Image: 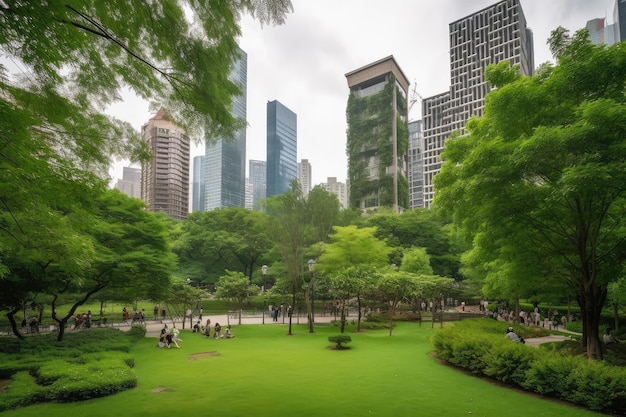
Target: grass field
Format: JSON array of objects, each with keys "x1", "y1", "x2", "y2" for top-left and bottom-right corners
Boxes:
[{"x1": 2, "y1": 322, "x2": 604, "y2": 417}]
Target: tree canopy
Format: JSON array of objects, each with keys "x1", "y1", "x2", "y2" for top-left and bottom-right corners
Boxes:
[{"x1": 434, "y1": 28, "x2": 626, "y2": 359}]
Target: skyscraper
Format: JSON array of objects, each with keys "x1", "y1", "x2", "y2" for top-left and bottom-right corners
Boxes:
[
  {"x1": 115, "y1": 166, "x2": 141, "y2": 199},
  {"x1": 192, "y1": 155, "x2": 205, "y2": 212},
  {"x1": 407, "y1": 120, "x2": 424, "y2": 209},
  {"x1": 321, "y1": 177, "x2": 348, "y2": 209},
  {"x1": 615, "y1": 0, "x2": 626, "y2": 42},
  {"x1": 205, "y1": 49, "x2": 247, "y2": 210},
  {"x1": 345, "y1": 55, "x2": 410, "y2": 212},
  {"x1": 266, "y1": 100, "x2": 297, "y2": 198},
  {"x1": 421, "y1": 0, "x2": 534, "y2": 207},
  {"x1": 140, "y1": 108, "x2": 190, "y2": 220},
  {"x1": 249, "y1": 159, "x2": 267, "y2": 209},
  {"x1": 297, "y1": 159, "x2": 312, "y2": 197}
]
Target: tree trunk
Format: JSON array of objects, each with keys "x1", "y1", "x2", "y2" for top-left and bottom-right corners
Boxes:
[
  {"x1": 579, "y1": 283, "x2": 607, "y2": 360},
  {"x1": 388, "y1": 303, "x2": 394, "y2": 336},
  {"x1": 613, "y1": 302, "x2": 619, "y2": 331},
  {"x1": 7, "y1": 307, "x2": 24, "y2": 340},
  {"x1": 340, "y1": 302, "x2": 346, "y2": 334},
  {"x1": 356, "y1": 294, "x2": 362, "y2": 332}
]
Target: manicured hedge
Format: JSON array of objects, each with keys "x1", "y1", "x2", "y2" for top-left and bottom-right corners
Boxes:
[
  {"x1": 432, "y1": 320, "x2": 626, "y2": 414},
  {"x1": 0, "y1": 326, "x2": 142, "y2": 411}
]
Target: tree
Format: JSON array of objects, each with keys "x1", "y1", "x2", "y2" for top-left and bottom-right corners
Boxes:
[
  {"x1": 0, "y1": 1, "x2": 292, "y2": 337},
  {"x1": 172, "y1": 209, "x2": 273, "y2": 287},
  {"x1": 265, "y1": 182, "x2": 309, "y2": 335},
  {"x1": 0, "y1": 1, "x2": 293, "y2": 141},
  {"x1": 366, "y1": 209, "x2": 465, "y2": 279},
  {"x1": 326, "y1": 266, "x2": 376, "y2": 333},
  {"x1": 51, "y1": 189, "x2": 175, "y2": 341},
  {"x1": 318, "y1": 225, "x2": 392, "y2": 331},
  {"x1": 434, "y1": 29, "x2": 626, "y2": 359},
  {"x1": 215, "y1": 270, "x2": 259, "y2": 325},
  {"x1": 377, "y1": 268, "x2": 420, "y2": 336}
]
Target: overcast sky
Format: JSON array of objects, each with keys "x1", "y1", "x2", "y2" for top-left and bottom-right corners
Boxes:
[{"x1": 109, "y1": 0, "x2": 616, "y2": 186}]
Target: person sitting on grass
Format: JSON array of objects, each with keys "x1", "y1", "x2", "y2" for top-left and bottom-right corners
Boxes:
[
  {"x1": 224, "y1": 325, "x2": 235, "y2": 338},
  {"x1": 505, "y1": 326, "x2": 525, "y2": 344},
  {"x1": 214, "y1": 322, "x2": 222, "y2": 339},
  {"x1": 193, "y1": 320, "x2": 201, "y2": 333}
]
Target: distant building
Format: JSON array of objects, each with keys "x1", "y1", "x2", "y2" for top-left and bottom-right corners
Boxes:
[
  {"x1": 586, "y1": 0, "x2": 626, "y2": 46},
  {"x1": 244, "y1": 177, "x2": 253, "y2": 210},
  {"x1": 320, "y1": 177, "x2": 348, "y2": 209},
  {"x1": 345, "y1": 55, "x2": 409, "y2": 212},
  {"x1": 407, "y1": 120, "x2": 424, "y2": 209},
  {"x1": 141, "y1": 108, "x2": 190, "y2": 220},
  {"x1": 421, "y1": 0, "x2": 534, "y2": 207},
  {"x1": 297, "y1": 159, "x2": 312, "y2": 197},
  {"x1": 192, "y1": 155, "x2": 205, "y2": 212},
  {"x1": 205, "y1": 49, "x2": 247, "y2": 210},
  {"x1": 115, "y1": 166, "x2": 141, "y2": 199},
  {"x1": 249, "y1": 159, "x2": 267, "y2": 209},
  {"x1": 266, "y1": 100, "x2": 297, "y2": 198},
  {"x1": 615, "y1": 0, "x2": 626, "y2": 42}
]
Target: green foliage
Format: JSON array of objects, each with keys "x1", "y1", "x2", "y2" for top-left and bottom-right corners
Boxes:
[
  {"x1": 0, "y1": 328, "x2": 141, "y2": 411},
  {"x1": 434, "y1": 29, "x2": 626, "y2": 358},
  {"x1": 328, "y1": 335, "x2": 352, "y2": 348},
  {"x1": 433, "y1": 319, "x2": 626, "y2": 414}
]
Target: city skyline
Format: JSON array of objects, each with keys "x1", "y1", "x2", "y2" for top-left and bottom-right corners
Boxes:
[{"x1": 108, "y1": 0, "x2": 616, "y2": 187}]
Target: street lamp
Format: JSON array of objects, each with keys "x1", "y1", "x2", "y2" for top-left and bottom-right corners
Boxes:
[
  {"x1": 261, "y1": 265, "x2": 268, "y2": 324},
  {"x1": 261, "y1": 265, "x2": 268, "y2": 292},
  {"x1": 308, "y1": 259, "x2": 316, "y2": 332}
]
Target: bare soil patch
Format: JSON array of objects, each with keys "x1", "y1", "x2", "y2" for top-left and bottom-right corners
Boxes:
[{"x1": 188, "y1": 351, "x2": 220, "y2": 360}]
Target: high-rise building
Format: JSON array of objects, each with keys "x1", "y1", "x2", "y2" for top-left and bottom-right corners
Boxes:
[
  {"x1": 586, "y1": 18, "x2": 617, "y2": 45},
  {"x1": 407, "y1": 120, "x2": 424, "y2": 209},
  {"x1": 321, "y1": 177, "x2": 348, "y2": 209},
  {"x1": 297, "y1": 159, "x2": 312, "y2": 197},
  {"x1": 244, "y1": 178, "x2": 253, "y2": 210},
  {"x1": 140, "y1": 108, "x2": 190, "y2": 220},
  {"x1": 205, "y1": 49, "x2": 247, "y2": 210},
  {"x1": 266, "y1": 100, "x2": 297, "y2": 198},
  {"x1": 192, "y1": 155, "x2": 205, "y2": 212},
  {"x1": 115, "y1": 166, "x2": 141, "y2": 199},
  {"x1": 249, "y1": 159, "x2": 267, "y2": 209},
  {"x1": 345, "y1": 55, "x2": 410, "y2": 212},
  {"x1": 615, "y1": 0, "x2": 626, "y2": 42},
  {"x1": 587, "y1": 0, "x2": 626, "y2": 46},
  {"x1": 421, "y1": 0, "x2": 534, "y2": 207}
]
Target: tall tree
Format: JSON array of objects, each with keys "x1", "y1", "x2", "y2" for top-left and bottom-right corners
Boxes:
[
  {"x1": 434, "y1": 29, "x2": 626, "y2": 359},
  {"x1": 265, "y1": 182, "x2": 308, "y2": 335}
]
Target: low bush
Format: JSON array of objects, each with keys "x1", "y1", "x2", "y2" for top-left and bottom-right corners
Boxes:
[
  {"x1": 432, "y1": 319, "x2": 626, "y2": 414},
  {"x1": 0, "y1": 328, "x2": 141, "y2": 411},
  {"x1": 328, "y1": 335, "x2": 352, "y2": 349}
]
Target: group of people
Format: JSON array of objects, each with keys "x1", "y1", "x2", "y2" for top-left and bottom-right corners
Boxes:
[
  {"x1": 192, "y1": 318, "x2": 234, "y2": 339},
  {"x1": 72, "y1": 310, "x2": 92, "y2": 329},
  {"x1": 159, "y1": 324, "x2": 182, "y2": 348}
]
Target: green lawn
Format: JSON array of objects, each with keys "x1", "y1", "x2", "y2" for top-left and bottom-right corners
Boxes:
[{"x1": 2, "y1": 322, "x2": 603, "y2": 417}]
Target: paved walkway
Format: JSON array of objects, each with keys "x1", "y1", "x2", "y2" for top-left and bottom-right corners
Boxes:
[{"x1": 138, "y1": 314, "x2": 337, "y2": 338}]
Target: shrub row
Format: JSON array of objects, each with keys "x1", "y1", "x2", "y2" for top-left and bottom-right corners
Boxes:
[
  {"x1": 432, "y1": 320, "x2": 626, "y2": 414},
  {"x1": 0, "y1": 327, "x2": 143, "y2": 411}
]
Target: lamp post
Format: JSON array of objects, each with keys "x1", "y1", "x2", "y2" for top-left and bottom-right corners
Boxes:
[
  {"x1": 307, "y1": 259, "x2": 316, "y2": 333},
  {"x1": 262, "y1": 265, "x2": 268, "y2": 292},
  {"x1": 261, "y1": 265, "x2": 268, "y2": 324}
]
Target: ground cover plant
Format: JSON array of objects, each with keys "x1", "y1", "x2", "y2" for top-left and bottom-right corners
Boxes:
[
  {"x1": 432, "y1": 319, "x2": 626, "y2": 414},
  {"x1": 0, "y1": 326, "x2": 144, "y2": 410},
  {"x1": 0, "y1": 322, "x2": 604, "y2": 417}
]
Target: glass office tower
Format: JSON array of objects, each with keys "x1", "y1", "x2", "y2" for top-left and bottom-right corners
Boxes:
[
  {"x1": 266, "y1": 100, "x2": 297, "y2": 198},
  {"x1": 205, "y1": 49, "x2": 247, "y2": 209}
]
